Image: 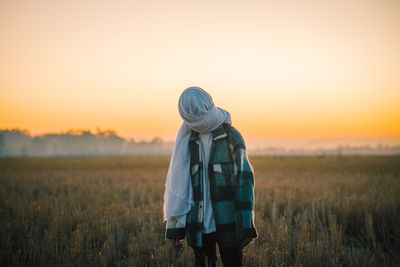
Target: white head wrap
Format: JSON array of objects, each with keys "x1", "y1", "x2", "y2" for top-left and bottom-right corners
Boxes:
[{"x1": 163, "y1": 86, "x2": 231, "y2": 221}]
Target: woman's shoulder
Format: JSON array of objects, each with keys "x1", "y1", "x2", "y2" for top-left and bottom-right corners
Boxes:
[{"x1": 223, "y1": 123, "x2": 246, "y2": 149}]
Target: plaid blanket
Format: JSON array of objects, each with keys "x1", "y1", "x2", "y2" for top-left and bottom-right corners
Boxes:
[{"x1": 166, "y1": 123, "x2": 257, "y2": 248}]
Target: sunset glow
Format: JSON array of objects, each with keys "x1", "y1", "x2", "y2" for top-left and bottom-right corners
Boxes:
[{"x1": 1, "y1": 0, "x2": 399, "y2": 142}]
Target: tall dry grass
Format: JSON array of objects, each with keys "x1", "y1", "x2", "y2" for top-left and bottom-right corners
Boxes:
[{"x1": 0, "y1": 156, "x2": 399, "y2": 266}]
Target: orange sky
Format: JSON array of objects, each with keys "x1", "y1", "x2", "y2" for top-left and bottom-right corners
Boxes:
[{"x1": 1, "y1": 0, "x2": 399, "y2": 142}]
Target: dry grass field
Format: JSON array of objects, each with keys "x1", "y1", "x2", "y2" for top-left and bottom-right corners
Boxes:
[{"x1": 0, "y1": 156, "x2": 399, "y2": 266}]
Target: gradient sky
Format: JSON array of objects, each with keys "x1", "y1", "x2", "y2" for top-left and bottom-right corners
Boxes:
[{"x1": 1, "y1": 0, "x2": 399, "y2": 142}]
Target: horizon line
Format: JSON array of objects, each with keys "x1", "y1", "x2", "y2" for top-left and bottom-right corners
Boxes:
[{"x1": 2, "y1": 127, "x2": 400, "y2": 145}]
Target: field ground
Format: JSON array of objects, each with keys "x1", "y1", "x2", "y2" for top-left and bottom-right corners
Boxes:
[{"x1": 0, "y1": 156, "x2": 399, "y2": 266}]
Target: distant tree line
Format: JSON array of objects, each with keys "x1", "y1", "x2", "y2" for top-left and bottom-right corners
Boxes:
[
  {"x1": 0, "y1": 129, "x2": 173, "y2": 157},
  {"x1": 1, "y1": 128, "x2": 399, "y2": 157}
]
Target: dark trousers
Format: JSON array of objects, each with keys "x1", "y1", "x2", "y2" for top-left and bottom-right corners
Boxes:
[{"x1": 192, "y1": 232, "x2": 243, "y2": 267}]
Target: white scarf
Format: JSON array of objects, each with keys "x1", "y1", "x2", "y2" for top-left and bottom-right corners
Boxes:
[{"x1": 163, "y1": 87, "x2": 231, "y2": 221}]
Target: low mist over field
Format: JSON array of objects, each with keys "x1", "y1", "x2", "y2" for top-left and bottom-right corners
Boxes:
[
  {"x1": 0, "y1": 129, "x2": 173, "y2": 157},
  {"x1": 1, "y1": 129, "x2": 399, "y2": 157}
]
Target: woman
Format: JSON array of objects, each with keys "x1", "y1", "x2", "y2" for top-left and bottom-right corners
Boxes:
[{"x1": 163, "y1": 86, "x2": 257, "y2": 267}]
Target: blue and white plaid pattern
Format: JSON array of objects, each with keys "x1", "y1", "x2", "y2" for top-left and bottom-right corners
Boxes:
[{"x1": 166, "y1": 123, "x2": 257, "y2": 248}]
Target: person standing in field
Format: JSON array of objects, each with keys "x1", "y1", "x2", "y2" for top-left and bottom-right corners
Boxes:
[{"x1": 163, "y1": 86, "x2": 257, "y2": 267}]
